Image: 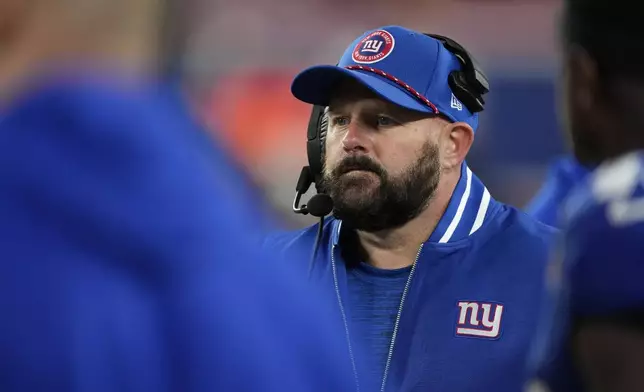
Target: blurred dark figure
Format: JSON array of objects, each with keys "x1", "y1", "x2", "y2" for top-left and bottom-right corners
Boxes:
[
  {"x1": 525, "y1": 2, "x2": 644, "y2": 392},
  {"x1": 525, "y1": 156, "x2": 589, "y2": 228},
  {"x1": 0, "y1": 0, "x2": 356, "y2": 391}
]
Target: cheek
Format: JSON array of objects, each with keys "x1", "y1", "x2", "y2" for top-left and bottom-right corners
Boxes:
[
  {"x1": 558, "y1": 71, "x2": 574, "y2": 127},
  {"x1": 559, "y1": 75, "x2": 588, "y2": 146},
  {"x1": 378, "y1": 144, "x2": 421, "y2": 175},
  {"x1": 323, "y1": 137, "x2": 342, "y2": 170},
  {"x1": 434, "y1": 138, "x2": 449, "y2": 161}
]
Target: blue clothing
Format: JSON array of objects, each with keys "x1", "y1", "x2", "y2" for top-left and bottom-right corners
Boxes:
[
  {"x1": 346, "y1": 263, "x2": 410, "y2": 388},
  {"x1": 525, "y1": 156, "x2": 590, "y2": 228},
  {"x1": 0, "y1": 73, "x2": 355, "y2": 392},
  {"x1": 266, "y1": 164, "x2": 557, "y2": 392},
  {"x1": 526, "y1": 151, "x2": 644, "y2": 392}
]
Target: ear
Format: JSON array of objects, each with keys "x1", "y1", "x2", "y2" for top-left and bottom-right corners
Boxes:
[
  {"x1": 442, "y1": 122, "x2": 474, "y2": 170},
  {"x1": 565, "y1": 44, "x2": 600, "y2": 114}
]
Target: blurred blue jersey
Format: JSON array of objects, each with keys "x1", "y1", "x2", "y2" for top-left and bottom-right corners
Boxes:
[
  {"x1": 525, "y1": 156, "x2": 590, "y2": 228},
  {"x1": 526, "y1": 152, "x2": 644, "y2": 392},
  {"x1": 0, "y1": 72, "x2": 355, "y2": 392}
]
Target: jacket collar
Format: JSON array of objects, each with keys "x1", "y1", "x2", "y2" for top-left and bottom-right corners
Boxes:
[{"x1": 332, "y1": 163, "x2": 498, "y2": 246}]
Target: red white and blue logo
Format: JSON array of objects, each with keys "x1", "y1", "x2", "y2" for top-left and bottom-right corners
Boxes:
[{"x1": 351, "y1": 30, "x2": 395, "y2": 64}]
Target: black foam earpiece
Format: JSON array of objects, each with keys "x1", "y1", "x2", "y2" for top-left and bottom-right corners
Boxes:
[
  {"x1": 426, "y1": 33, "x2": 489, "y2": 114},
  {"x1": 306, "y1": 105, "x2": 329, "y2": 192}
]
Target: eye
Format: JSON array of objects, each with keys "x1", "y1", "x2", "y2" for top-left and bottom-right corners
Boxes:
[
  {"x1": 331, "y1": 116, "x2": 349, "y2": 127},
  {"x1": 376, "y1": 116, "x2": 395, "y2": 126}
]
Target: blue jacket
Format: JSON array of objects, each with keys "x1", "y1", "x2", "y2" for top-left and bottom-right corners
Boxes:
[
  {"x1": 525, "y1": 156, "x2": 590, "y2": 228},
  {"x1": 0, "y1": 73, "x2": 355, "y2": 392},
  {"x1": 266, "y1": 164, "x2": 557, "y2": 392}
]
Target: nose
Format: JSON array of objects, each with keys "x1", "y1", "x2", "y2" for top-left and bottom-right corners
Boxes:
[{"x1": 341, "y1": 121, "x2": 368, "y2": 154}]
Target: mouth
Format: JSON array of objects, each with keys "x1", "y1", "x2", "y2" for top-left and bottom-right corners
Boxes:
[
  {"x1": 342, "y1": 169, "x2": 376, "y2": 176},
  {"x1": 339, "y1": 170, "x2": 381, "y2": 184}
]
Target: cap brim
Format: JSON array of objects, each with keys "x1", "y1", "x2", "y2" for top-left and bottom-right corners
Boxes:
[{"x1": 291, "y1": 65, "x2": 433, "y2": 114}]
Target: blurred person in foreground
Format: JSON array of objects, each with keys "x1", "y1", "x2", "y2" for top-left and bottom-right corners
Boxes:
[
  {"x1": 525, "y1": 156, "x2": 589, "y2": 227},
  {"x1": 525, "y1": 21, "x2": 592, "y2": 229},
  {"x1": 0, "y1": 0, "x2": 356, "y2": 391},
  {"x1": 525, "y1": 1, "x2": 644, "y2": 391},
  {"x1": 265, "y1": 25, "x2": 557, "y2": 392}
]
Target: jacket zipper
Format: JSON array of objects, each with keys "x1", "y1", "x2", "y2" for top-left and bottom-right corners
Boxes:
[
  {"x1": 331, "y1": 244, "x2": 361, "y2": 392},
  {"x1": 331, "y1": 243, "x2": 425, "y2": 392},
  {"x1": 380, "y1": 244, "x2": 424, "y2": 392}
]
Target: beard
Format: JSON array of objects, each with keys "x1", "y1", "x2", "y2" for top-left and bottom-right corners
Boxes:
[{"x1": 321, "y1": 141, "x2": 441, "y2": 232}]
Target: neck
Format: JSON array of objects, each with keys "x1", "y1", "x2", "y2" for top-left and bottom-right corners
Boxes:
[{"x1": 356, "y1": 165, "x2": 461, "y2": 270}]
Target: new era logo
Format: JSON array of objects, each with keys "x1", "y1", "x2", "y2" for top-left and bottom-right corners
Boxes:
[
  {"x1": 456, "y1": 301, "x2": 504, "y2": 339},
  {"x1": 451, "y1": 94, "x2": 463, "y2": 111}
]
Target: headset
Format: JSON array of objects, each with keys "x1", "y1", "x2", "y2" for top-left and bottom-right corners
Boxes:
[{"x1": 291, "y1": 33, "x2": 490, "y2": 276}]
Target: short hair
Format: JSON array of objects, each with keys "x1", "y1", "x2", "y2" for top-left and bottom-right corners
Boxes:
[{"x1": 563, "y1": 0, "x2": 644, "y2": 79}]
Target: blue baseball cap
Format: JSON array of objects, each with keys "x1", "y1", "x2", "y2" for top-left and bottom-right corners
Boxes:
[{"x1": 291, "y1": 25, "x2": 479, "y2": 130}]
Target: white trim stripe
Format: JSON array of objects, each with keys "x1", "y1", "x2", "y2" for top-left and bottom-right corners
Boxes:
[
  {"x1": 469, "y1": 187, "x2": 490, "y2": 235},
  {"x1": 439, "y1": 167, "x2": 472, "y2": 243}
]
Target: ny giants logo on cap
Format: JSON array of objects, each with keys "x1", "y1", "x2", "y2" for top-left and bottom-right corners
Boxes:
[{"x1": 352, "y1": 30, "x2": 395, "y2": 64}]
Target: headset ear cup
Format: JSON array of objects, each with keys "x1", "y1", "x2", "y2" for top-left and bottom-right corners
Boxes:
[
  {"x1": 306, "y1": 105, "x2": 327, "y2": 187},
  {"x1": 427, "y1": 32, "x2": 489, "y2": 113},
  {"x1": 448, "y1": 71, "x2": 484, "y2": 113}
]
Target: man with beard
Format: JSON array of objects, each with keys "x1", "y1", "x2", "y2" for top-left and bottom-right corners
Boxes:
[{"x1": 266, "y1": 26, "x2": 557, "y2": 392}]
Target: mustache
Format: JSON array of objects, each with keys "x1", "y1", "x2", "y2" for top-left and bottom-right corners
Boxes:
[{"x1": 333, "y1": 155, "x2": 385, "y2": 177}]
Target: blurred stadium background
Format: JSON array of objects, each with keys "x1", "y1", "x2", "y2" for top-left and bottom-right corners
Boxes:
[{"x1": 183, "y1": 0, "x2": 564, "y2": 228}]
